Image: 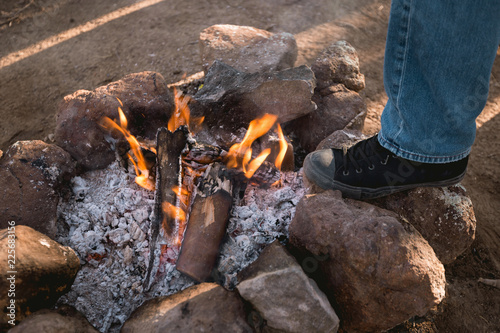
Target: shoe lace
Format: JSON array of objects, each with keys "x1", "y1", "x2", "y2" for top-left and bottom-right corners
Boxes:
[{"x1": 341, "y1": 136, "x2": 388, "y2": 176}]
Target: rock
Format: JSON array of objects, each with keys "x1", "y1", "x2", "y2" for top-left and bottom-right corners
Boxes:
[
  {"x1": 316, "y1": 128, "x2": 367, "y2": 151},
  {"x1": 311, "y1": 40, "x2": 365, "y2": 92},
  {"x1": 286, "y1": 84, "x2": 366, "y2": 153},
  {"x1": 121, "y1": 283, "x2": 252, "y2": 333},
  {"x1": 237, "y1": 241, "x2": 339, "y2": 333},
  {"x1": 289, "y1": 190, "x2": 446, "y2": 332},
  {"x1": 192, "y1": 61, "x2": 316, "y2": 146},
  {"x1": 0, "y1": 141, "x2": 76, "y2": 238},
  {"x1": 9, "y1": 305, "x2": 98, "y2": 333},
  {"x1": 200, "y1": 24, "x2": 298, "y2": 74},
  {"x1": 0, "y1": 226, "x2": 80, "y2": 329},
  {"x1": 369, "y1": 185, "x2": 476, "y2": 265},
  {"x1": 55, "y1": 72, "x2": 174, "y2": 170}
]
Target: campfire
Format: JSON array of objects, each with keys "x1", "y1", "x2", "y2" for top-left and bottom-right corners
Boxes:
[{"x1": 50, "y1": 75, "x2": 304, "y2": 331}]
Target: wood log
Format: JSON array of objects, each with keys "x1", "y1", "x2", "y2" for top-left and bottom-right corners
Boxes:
[
  {"x1": 144, "y1": 126, "x2": 188, "y2": 289},
  {"x1": 176, "y1": 163, "x2": 233, "y2": 282}
]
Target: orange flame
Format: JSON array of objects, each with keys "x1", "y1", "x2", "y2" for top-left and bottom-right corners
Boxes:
[
  {"x1": 226, "y1": 114, "x2": 278, "y2": 178},
  {"x1": 168, "y1": 87, "x2": 204, "y2": 132},
  {"x1": 274, "y1": 123, "x2": 288, "y2": 171},
  {"x1": 100, "y1": 100, "x2": 155, "y2": 191}
]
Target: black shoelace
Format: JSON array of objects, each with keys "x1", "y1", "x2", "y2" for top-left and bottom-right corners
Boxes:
[{"x1": 341, "y1": 136, "x2": 389, "y2": 176}]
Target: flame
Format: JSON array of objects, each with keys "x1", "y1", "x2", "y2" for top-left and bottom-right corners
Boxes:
[
  {"x1": 226, "y1": 114, "x2": 278, "y2": 178},
  {"x1": 100, "y1": 99, "x2": 155, "y2": 191},
  {"x1": 168, "y1": 87, "x2": 204, "y2": 132},
  {"x1": 274, "y1": 123, "x2": 288, "y2": 171}
]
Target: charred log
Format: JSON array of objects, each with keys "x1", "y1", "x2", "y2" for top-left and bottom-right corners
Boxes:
[{"x1": 176, "y1": 163, "x2": 233, "y2": 282}]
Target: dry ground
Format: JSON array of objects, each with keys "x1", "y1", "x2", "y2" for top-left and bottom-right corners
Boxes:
[{"x1": 1, "y1": 0, "x2": 499, "y2": 331}]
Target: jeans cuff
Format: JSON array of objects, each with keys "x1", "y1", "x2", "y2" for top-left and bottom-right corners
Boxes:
[{"x1": 378, "y1": 132, "x2": 470, "y2": 164}]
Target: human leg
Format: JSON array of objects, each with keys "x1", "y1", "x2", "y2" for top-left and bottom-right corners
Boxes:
[{"x1": 303, "y1": 0, "x2": 500, "y2": 198}]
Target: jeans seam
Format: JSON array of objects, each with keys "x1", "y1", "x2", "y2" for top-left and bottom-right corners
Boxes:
[{"x1": 394, "y1": 0, "x2": 413, "y2": 143}]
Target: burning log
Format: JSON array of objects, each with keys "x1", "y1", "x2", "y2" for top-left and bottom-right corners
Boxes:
[
  {"x1": 144, "y1": 126, "x2": 188, "y2": 289},
  {"x1": 176, "y1": 163, "x2": 233, "y2": 282}
]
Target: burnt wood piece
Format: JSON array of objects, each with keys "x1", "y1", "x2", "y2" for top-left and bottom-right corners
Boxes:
[
  {"x1": 176, "y1": 163, "x2": 233, "y2": 282},
  {"x1": 144, "y1": 126, "x2": 188, "y2": 289},
  {"x1": 183, "y1": 142, "x2": 281, "y2": 187}
]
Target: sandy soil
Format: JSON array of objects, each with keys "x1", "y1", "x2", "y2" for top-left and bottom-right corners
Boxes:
[{"x1": 1, "y1": 0, "x2": 499, "y2": 331}]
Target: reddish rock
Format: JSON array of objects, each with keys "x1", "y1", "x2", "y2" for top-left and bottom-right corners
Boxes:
[
  {"x1": 311, "y1": 40, "x2": 365, "y2": 92},
  {"x1": 286, "y1": 84, "x2": 366, "y2": 153},
  {"x1": 0, "y1": 140, "x2": 76, "y2": 238},
  {"x1": 369, "y1": 185, "x2": 476, "y2": 265},
  {"x1": 316, "y1": 128, "x2": 367, "y2": 151},
  {"x1": 289, "y1": 190, "x2": 446, "y2": 332},
  {"x1": 55, "y1": 72, "x2": 174, "y2": 170},
  {"x1": 200, "y1": 24, "x2": 297, "y2": 74},
  {"x1": 0, "y1": 226, "x2": 80, "y2": 329},
  {"x1": 121, "y1": 283, "x2": 251, "y2": 333},
  {"x1": 9, "y1": 305, "x2": 98, "y2": 333},
  {"x1": 237, "y1": 241, "x2": 339, "y2": 333}
]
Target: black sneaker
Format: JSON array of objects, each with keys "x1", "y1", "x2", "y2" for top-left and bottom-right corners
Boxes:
[{"x1": 302, "y1": 135, "x2": 468, "y2": 199}]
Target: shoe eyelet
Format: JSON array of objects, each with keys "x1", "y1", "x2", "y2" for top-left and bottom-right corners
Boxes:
[
  {"x1": 356, "y1": 168, "x2": 362, "y2": 174},
  {"x1": 343, "y1": 170, "x2": 349, "y2": 176},
  {"x1": 380, "y1": 156, "x2": 389, "y2": 165},
  {"x1": 368, "y1": 164, "x2": 375, "y2": 170}
]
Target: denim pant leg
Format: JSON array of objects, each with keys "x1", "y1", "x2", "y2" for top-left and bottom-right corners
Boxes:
[{"x1": 378, "y1": 0, "x2": 500, "y2": 163}]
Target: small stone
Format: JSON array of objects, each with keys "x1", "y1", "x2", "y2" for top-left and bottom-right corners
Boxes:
[
  {"x1": 289, "y1": 190, "x2": 446, "y2": 332},
  {"x1": 121, "y1": 283, "x2": 252, "y2": 332},
  {"x1": 237, "y1": 241, "x2": 339, "y2": 333},
  {"x1": 0, "y1": 226, "x2": 80, "y2": 329},
  {"x1": 285, "y1": 84, "x2": 366, "y2": 153},
  {"x1": 8, "y1": 305, "x2": 98, "y2": 333},
  {"x1": 311, "y1": 40, "x2": 365, "y2": 92},
  {"x1": 200, "y1": 24, "x2": 297, "y2": 74}
]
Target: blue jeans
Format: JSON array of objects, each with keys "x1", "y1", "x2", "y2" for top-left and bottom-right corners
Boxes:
[{"x1": 378, "y1": 0, "x2": 500, "y2": 163}]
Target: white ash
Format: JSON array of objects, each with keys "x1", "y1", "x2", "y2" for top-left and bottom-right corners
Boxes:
[
  {"x1": 56, "y1": 161, "x2": 194, "y2": 333},
  {"x1": 56, "y1": 160, "x2": 306, "y2": 332},
  {"x1": 217, "y1": 171, "x2": 306, "y2": 289}
]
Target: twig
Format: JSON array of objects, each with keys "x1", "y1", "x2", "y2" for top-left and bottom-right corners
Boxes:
[{"x1": 0, "y1": 0, "x2": 35, "y2": 27}]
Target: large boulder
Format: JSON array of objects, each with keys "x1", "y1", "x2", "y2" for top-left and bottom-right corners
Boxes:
[
  {"x1": 121, "y1": 283, "x2": 252, "y2": 332},
  {"x1": 0, "y1": 226, "x2": 80, "y2": 329},
  {"x1": 0, "y1": 140, "x2": 76, "y2": 238},
  {"x1": 9, "y1": 305, "x2": 98, "y2": 333},
  {"x1": 199, "y1": 24, "x2": 297, "y2": 74},
  {"x1": 192, "y1": 61, "x2": 316, "y2": 147},
  {"x1": 237, "y1": 241, "x2": 339, "y2": 333},
  {"x1": 369, "y1": 185, "x2": 476, "y2": 265},
  {"x1": 55, "y1": 72, "x2": 174, "y2": 170},
  {"x1": 289, "y1": 190, "x2": 446, "y2": 332}
]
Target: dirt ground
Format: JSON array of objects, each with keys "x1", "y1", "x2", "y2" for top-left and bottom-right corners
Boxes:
[{"x1": 1, "y1": 0, "x2": 499, "y2": 331}]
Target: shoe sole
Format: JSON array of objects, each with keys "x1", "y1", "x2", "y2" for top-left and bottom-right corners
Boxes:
[{"x1": 303, "y1": 155, "x2": 467, "y2": 200}]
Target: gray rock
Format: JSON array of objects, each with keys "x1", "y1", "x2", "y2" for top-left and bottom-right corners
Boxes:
[
  {"x1": 200, "y1": 24, "x2": 297, "y2": 74},
  {"x1": 0, "y1": 140, "x2": 76, "y2": 238},
  {"x1": 286, "y1": 84, "x2": 366, "y2": 153},
  {"x1": 55, "y1": 71, "x2": 174, "y2": 170},
  {"x1": 0, "y1": 226, "x2": 80, "y2": 329},
  {"x1": 237, "y1": 241, "x2": 339, "y2": 333},
  {"x1": 192, "y1": 61, "x2": 316, "y2": 147},
  {"x1": 9, "y1": 305, "x2": 98, "y2": 333},
  {"x1": 121, "y1": 283, "x2": 252, "y2": 333},
  {"x1": 369, "y1": 185, "x2": 476, "y2": 265},
  {"x1": 311, "y1": 40, "x2": 365, "y2": 92},
  {"x1": 289, "y1": 190, "x2": 446, "y2": 332}
]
